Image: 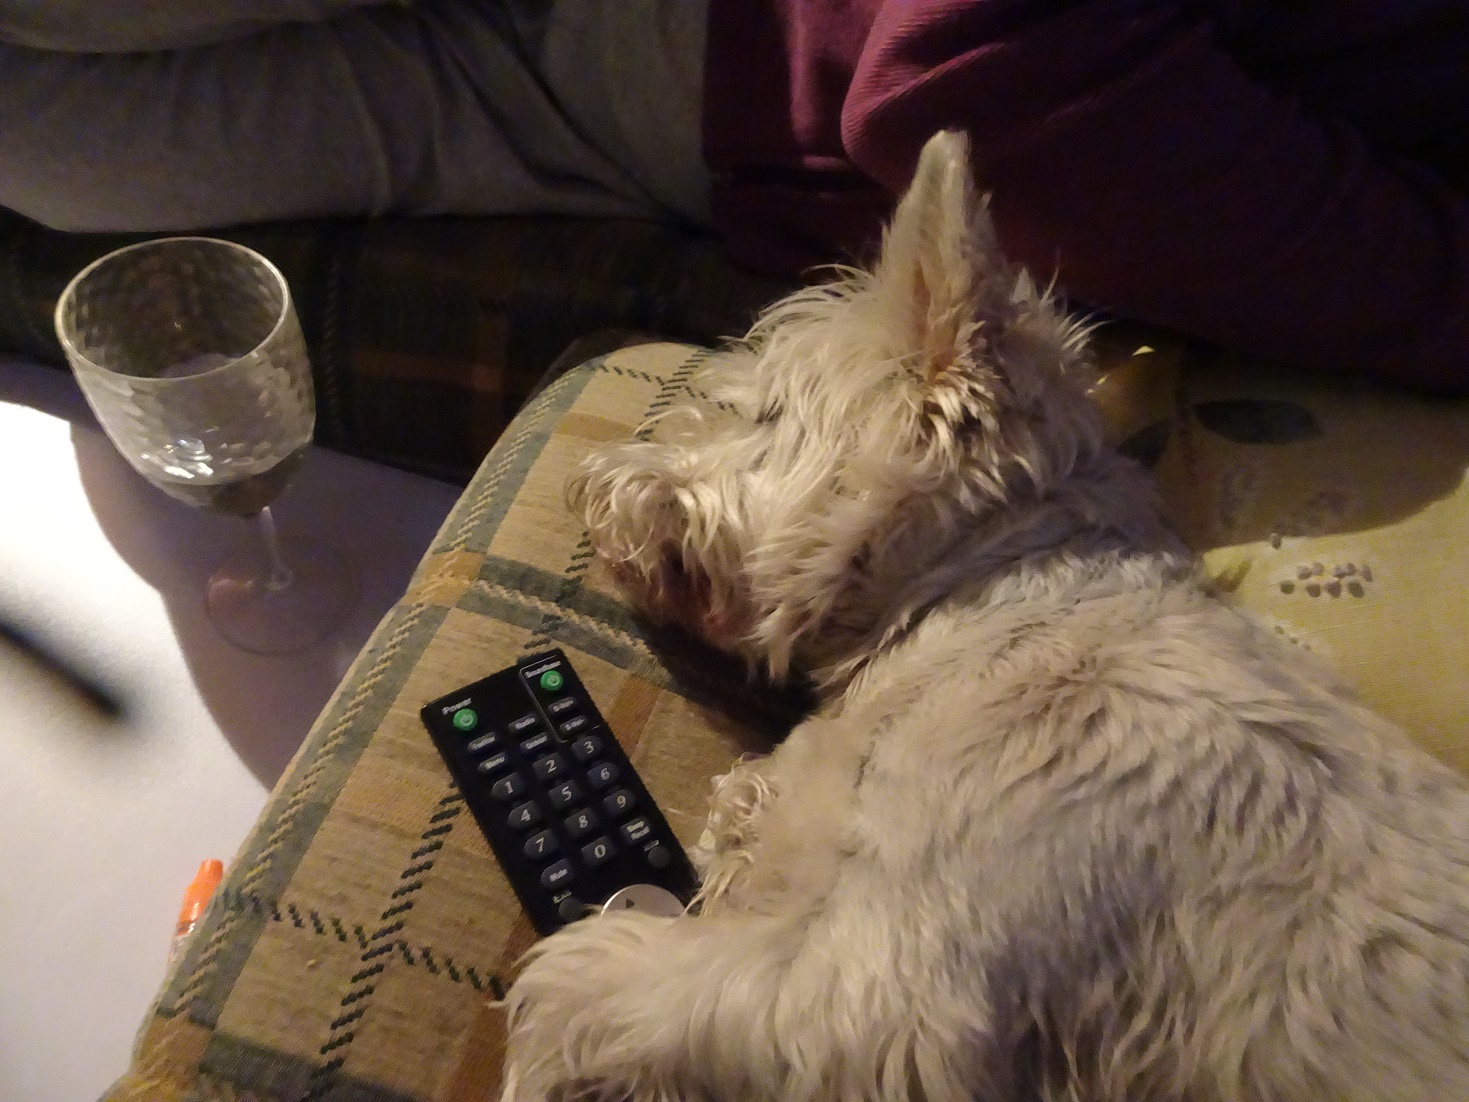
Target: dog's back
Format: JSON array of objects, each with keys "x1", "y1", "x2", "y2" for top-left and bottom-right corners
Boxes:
[{"x1": 842, "y1": 534, "x2": 1469, "y2": 1099}]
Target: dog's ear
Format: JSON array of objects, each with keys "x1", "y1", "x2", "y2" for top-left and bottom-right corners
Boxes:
[
  {"x1": 875, "y1": 130, "x2": 1082, "y2": 406},
  {"x1": 876, "y1": 130, "x2": 1002, "y2": 382}
]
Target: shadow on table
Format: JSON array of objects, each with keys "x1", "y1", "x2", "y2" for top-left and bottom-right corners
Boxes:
[{"x1": 2, "y1": 361, "x2": 461, "y2": 786}]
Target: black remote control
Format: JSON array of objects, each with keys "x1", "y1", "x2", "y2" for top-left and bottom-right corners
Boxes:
[{"x1": 420, "y1": 650, "x2": 699, "y2": 934}]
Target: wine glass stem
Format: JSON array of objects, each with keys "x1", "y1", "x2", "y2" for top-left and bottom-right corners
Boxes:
[{"x1": 256, "y1": 506, "x2": 296, "y2": 592}]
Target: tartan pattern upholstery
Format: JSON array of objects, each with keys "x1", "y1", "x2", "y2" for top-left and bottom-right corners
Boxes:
[
  {"x1": 0, "y1": 209, "x2": 793, "y2": 482},
  {"x1": 106, "y1": 342, "x2": 801, "y2": 1102}
]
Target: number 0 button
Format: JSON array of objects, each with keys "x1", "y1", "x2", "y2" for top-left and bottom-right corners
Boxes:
[{"x1": 581, "y1": 837, "x2": 614, "y2": 868}]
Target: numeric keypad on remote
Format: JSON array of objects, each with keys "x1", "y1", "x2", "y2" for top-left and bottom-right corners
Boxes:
[{"x1": 420, "y1": 650, "x2": 698, "y2": 934}]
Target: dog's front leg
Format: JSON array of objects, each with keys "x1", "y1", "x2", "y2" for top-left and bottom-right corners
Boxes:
[
  {"x1": 502, "y1": 898, "x2": 964, "y2": 1102},
  {"x1": 499, "y1": 908, "x2": 798, "y2": 1102},
  {"x1": 501, "y1": 867, "x2": 1000, "y2": 1102},
  {"x1": 500, "y1": 718, "x2": 953, "y2": 1102}
]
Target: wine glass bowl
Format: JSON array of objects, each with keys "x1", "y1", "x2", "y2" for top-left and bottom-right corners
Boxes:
[
  {"x1": 56, "y1": 237, "x2": 314, "y2": 514},
  {"x1": 56, "y1": 237, "x2": 352, "y2": 654}
]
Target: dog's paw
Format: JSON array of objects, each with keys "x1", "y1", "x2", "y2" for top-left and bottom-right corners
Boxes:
[
  {"x1": 692, "y1": 755, "x2": 778, "y2": 909},
  {"x1": 501, "y1": 912, "x2": 677, "y2": 1102}
]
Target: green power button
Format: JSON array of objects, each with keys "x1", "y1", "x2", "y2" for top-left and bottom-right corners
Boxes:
[
  {"x1": 451, "y1": 708, "x2": 478, "y2": 731},
  {"x1": 538, "y1": 669, "x2": 564, "y2": 692}
]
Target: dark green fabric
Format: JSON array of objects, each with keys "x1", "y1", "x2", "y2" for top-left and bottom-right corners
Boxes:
[{"x1": 0, "y1": 209, "x2": 792, "y2": 482}]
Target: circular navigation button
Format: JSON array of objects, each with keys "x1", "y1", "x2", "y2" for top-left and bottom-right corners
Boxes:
[{"x1": 601, "y1": 884, "x2": 683, "y2": 917}]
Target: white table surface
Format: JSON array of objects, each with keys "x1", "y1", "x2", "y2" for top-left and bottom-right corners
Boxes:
[{"x1": 0, "y1": 357, "x2": 463, "y2": 1102}]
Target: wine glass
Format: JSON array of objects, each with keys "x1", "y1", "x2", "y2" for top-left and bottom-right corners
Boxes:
[{"x1": 55, "y1": 236, "x2": 354, "y2": 654}]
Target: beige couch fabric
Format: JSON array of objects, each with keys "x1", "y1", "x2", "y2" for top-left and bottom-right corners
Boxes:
[{"x1": 109, "y1": 342, "x2": 799, "y2": 1102}]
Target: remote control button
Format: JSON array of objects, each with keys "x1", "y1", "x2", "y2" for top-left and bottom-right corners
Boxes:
[
  {"x1": 541, "y1": 860, "x2": 575, "y2": 890},
  {"x1": 570, "y1": 735, "x2": 603, "y2": 762},
  {"x1": 518, "y1": 731, "x2": 551, "y2": 756},
  {"x1": 580, "y1": 837, "x2": 615, "y2": 868},
  {"x1": 539, "y1": 669, "x2": 565, "y2": 692},
  {"x1": 603, "y1": 788, "x2": 636, "y2": 817},
  {"x1": 558, "y1": 896, "x2": 592, "y2": 923},
  {"x1": 564, "y1": 808, "x2": 600, "y2": 838},
  {"x1": 546, "y1": 780, "x2": 583, "y2": 810},
  {"x1": 524, "y1": 830, "x2": 559, "y2": 861},
  {"x1": 558, "y1": 715, "x2": 590, "y2": 737},
  {"x1": 476, "y1": 751, "x2": 512, "y2": 775},
  {"x1": 619, "y1": 817, "x2": 653, "y2": 845},
  {"x1": 645, "y1": 844, "x2": 672, "y2": 870},
  {"x1": 490, "y1": 773, "x2": 528, "y2": 801},
  {"x1": 546, "y1": 696, "x2": 578, "y2": 716},
  {"x1": 465, "y1": 733, "x2": 500, "y2": 754},
  {"x1": 602, "y1": 884, "x2": 683, "y2": 917},
  {"x1": 451, "y1": 707, "x2": 478, "y2": 731},
  {"x1": 507, "y1": 801, "x2": 542, "y2": 830},
  {"x1": 586, "y1": 761, "x2": 620, "y2": 790},
  {"x1": 508, "y1": 713, "x2": 541, "y2": 735},
  {"x1": 532, "y1": 753, "x2": 568, "y2": 783}
]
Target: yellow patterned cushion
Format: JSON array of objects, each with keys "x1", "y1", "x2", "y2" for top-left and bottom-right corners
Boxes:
[{"x1": 1095, "y1": 336, "x2": 1469, "y2": 774}]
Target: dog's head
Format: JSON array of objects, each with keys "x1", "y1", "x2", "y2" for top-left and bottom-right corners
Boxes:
[{"x1": 571, "y1": 131, "x2": 1108, "y2": 677}]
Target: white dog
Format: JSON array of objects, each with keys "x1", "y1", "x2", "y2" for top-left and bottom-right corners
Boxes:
[{"x1": 502, "y1": 131, "x2": 1469, "y2": 1102}]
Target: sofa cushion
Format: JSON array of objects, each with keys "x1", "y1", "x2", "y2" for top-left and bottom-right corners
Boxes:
[
  {"x1": 107, "y1": 341, "x2": 806, "y2": 1102},
  {"x1": 107, "y1": 333, "x2": 1469, "y2": 1101},
  {"x1": 1144, "y1": 346, "x2": 1469, "y2": 771}
]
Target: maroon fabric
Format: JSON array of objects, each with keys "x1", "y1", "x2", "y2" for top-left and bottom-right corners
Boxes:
[
  {"x1": 702, "y1": 0, "x2": 891, "y2": 275},
  {"x1": 703, "y1": 0, "x2": 1469, "y2": 392}
]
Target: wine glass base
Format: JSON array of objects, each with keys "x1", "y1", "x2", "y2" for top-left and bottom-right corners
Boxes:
[{"x1": 205, "y1": 535, "x2": 355, "y2": 655}]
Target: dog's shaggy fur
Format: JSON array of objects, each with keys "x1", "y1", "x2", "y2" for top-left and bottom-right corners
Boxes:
[{"x1": 501, "y1": 131, "x2": 1469, "y2": 1101}]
